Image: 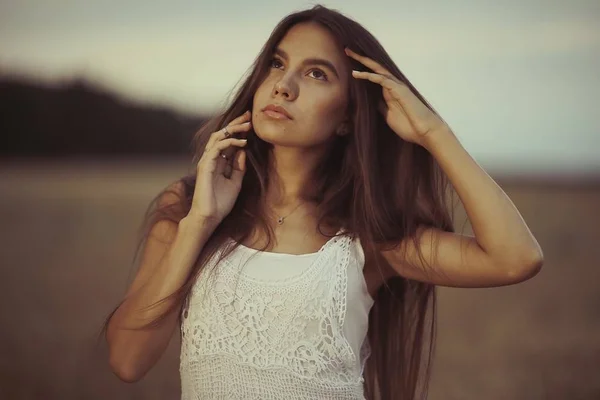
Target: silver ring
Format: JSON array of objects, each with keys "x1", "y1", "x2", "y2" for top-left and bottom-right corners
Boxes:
[{"x1": 223, "y1": 127, "x2": 231, "y2": 138}]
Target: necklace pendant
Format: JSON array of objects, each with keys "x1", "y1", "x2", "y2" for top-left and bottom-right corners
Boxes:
[{"x1": 277, "y1": 217, "x2": 284, "y2": 225}]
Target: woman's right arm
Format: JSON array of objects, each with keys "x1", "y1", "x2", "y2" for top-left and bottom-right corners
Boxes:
[
  {"x1": 106, "y1": 110, "x2": 252, "y2": 382},
  {"x1": 106, "y1": 189, "x2": 218, "y2": 382}
]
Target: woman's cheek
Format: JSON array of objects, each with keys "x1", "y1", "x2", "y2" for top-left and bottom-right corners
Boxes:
[{"x1": 315, "y1": 94, "x2": 347, "y2": 126}]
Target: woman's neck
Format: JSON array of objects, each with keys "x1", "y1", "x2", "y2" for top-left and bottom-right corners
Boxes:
[{"x1": 266, "y1": 146, "x2": 324, "y2": 206}]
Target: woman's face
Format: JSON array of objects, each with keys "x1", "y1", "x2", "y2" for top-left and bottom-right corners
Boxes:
[{"x1": 252, "y1": 22, "x2": 350, "y2": 148}]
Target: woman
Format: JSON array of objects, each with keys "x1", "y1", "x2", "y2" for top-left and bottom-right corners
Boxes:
[{"x1": 104, "y1": 5, "x2": 543, "y2": 399}]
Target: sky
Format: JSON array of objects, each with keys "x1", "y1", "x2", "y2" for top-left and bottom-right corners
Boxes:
[{"x1": 1, "y1": 0, "x2": 599, "y2": 175}]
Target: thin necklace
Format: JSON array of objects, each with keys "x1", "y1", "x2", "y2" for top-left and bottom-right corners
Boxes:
[{"x1": 275, "y1": 201, "x2": 304, "y2": 225}]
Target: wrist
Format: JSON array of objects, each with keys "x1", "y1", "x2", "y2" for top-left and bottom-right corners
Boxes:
[
  {"x1": 181, "y1": 212, "x2": 220, "y2": 234},
  {"x1": 421, "y1": 127, "x2": 456, "y2": 153}
]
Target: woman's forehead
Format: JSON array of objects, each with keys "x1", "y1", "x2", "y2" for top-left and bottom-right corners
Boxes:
[
  {"x1": 281, "y1": 24, "x2": 339, "y2": 54},
  {"x1": 275, "y1": 23, "x2": 348, "y2": 75}
]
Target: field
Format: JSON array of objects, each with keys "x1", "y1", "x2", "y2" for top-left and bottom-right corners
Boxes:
[{"x1": 1, "y1": 159, "x2": 598, "y2": 399}]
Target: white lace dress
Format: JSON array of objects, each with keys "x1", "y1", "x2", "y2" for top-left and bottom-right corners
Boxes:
[{"x1": 179, "y1": 232, "x2": 375, "y2": 399}]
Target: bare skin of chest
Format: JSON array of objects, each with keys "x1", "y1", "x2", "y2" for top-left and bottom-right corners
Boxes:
[{"x1": 239, "y1": 224, "x2": 386, "y2": 299}]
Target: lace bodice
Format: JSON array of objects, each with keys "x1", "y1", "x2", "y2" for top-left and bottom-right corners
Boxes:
[{"x1": 179, "y1": 232, "x2": 375, "y2": 399}]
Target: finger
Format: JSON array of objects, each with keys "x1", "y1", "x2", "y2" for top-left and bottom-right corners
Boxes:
[
  {"x1": 206, "y1": 123, "x2": 248, "y2": 149},
  {"x1": 210, "y1": 137, "x2": 248, "y2": 156},
  {"x1": 345, "y1": 48, "x2": 393, "y2": 77},
  {"x1": 228, "y1": 110, "x2": 252, "y2": 126},
  {"x1": 205, "y1": 111, "x2": 251, "y2": 150},
  {"x1": 221, "y1": 121, "x2": 252, "y2": 141},
  {"x1": 351, "y1": 70, "x2": 396, "y2": 90},
  {"x1": 210, "y1": 138, "x2": 248, "y2": 174},
  {"x1": 229, "y1": 149, "x2": 247, "y2": 181},
  {"x1": 216, "y1": 148, "x2": 230, "y2": 172},
  {"x1": 224, "y1": 111, "x2": 252, "y2": 139},
  {"x1": 377, "y1": 100, "x2": 389, "y2": 117},
  {"x1": 205, "y1": 121, "x2": 252, "y2": 151},
  {"x1": 201, "y1": 138, "x2": 248, "y2": 173},
  {"x1": 204, "y1": 138, "x2": 248, "y2": 161}
]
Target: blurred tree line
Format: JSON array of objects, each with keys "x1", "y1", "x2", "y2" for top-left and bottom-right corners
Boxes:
[{"x1": 0, "y1": 77, "x2": 208, "y2": 157}]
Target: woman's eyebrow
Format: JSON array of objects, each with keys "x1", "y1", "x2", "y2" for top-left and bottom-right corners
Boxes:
[{"x1": 274, "y1": 48, "x2": 340, "y2": 79}]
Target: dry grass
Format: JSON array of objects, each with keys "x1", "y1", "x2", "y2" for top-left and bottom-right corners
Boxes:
[{"x1": 1, "y1": 159, "x2": 598, "y2": 399}]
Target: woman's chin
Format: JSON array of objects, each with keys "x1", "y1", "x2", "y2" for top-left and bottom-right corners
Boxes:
[{"x1": 254, "y1": 125, "x2": 295, "y2": 146}]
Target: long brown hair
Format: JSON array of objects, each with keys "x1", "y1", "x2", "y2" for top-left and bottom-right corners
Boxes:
[{"x1": 104, "y1": 5, "x2": 454, "y2": 399}]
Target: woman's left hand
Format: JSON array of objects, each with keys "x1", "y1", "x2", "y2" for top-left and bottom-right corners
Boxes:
[{"x1": 345, "y1": 48, "x2": 450, "y2": 146}]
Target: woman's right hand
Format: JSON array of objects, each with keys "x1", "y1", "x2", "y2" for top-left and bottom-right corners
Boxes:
[{"x1": 188, "y1": 110, "x2": 252, "y2": 224}]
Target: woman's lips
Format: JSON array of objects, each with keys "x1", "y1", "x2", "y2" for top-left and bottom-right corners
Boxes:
[
  {"x1": 262, "y1": 104, "x2": 293, "y2": 120},
  {"x1": 263, "y1": 109, "x2": 291, "y2": 120}
]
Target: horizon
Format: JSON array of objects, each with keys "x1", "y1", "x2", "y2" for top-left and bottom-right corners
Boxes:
[{"x1": 1, "y1": 0, "x2": 598, "y2": 175}]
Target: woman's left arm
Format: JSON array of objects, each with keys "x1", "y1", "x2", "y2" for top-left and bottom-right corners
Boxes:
[
  {"x1": 347, "y1": 48, "x2": 543, "y2": 287},
  {"x1": 402, "y1": 128, "x2": 543, "y2": 287}
]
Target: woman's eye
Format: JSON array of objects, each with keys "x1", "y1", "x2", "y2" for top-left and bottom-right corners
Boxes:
[
  {"x1": 309, "y1": 69, "x2": 328, "y2": 81},
  {"x1": 271, "y1": 58, "x2": 283, "y2": 69},
  {"x1": 269, "y1": 58, "x2": 327, "y2": 81}
]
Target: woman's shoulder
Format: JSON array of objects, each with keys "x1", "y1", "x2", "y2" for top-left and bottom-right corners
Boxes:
[
  {"x1": 157, "y1": 180, "x2": 186, "y2": 206},
  {"x1": 157, "y1": 175, "x2": 197, "y2": 207},
  {"x1": 145, "y1": 179, "x2": 191, "y2": 235}
]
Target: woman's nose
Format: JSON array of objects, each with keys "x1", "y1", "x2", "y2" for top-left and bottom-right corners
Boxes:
[{"x1": 272, "y1": 78, "x2": 296, "y2": 100}]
